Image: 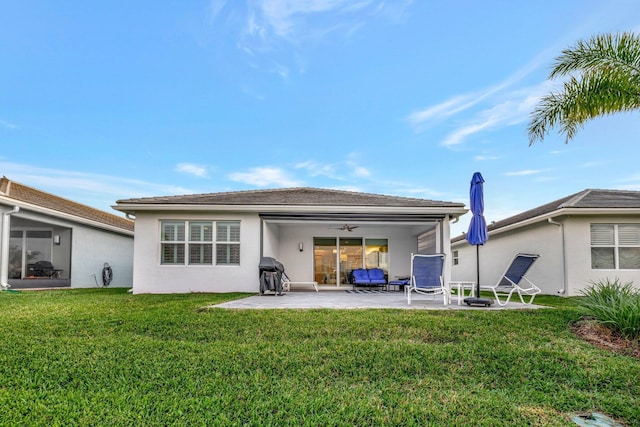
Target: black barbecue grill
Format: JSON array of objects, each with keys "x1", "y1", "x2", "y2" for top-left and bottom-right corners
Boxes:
[{"x1": 258, "y1": 257, "x2": 285, "y2": 295}]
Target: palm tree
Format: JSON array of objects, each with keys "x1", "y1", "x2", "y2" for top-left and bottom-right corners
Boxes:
[{"x1": 528, "y1": 32, "x2": 640, "y2": 144}]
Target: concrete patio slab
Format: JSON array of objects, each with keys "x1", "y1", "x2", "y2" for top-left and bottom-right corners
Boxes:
[{"x1": 211, "y1": 290, "x2": 545, "y2": 310}]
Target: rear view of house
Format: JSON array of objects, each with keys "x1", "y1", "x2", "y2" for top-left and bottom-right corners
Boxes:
[
  {"x1": 114, "y1": 187, "x2": 467, "y2": 294},
  {"x1": 0, "y1": 176, "x2": 134, "y2": 289}
]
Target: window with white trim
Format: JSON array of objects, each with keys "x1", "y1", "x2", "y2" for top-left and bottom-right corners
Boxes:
[
  {"x1": 452, "y1": 250, "x2": 459, "y2": 266},
  {"x1": 590, "y1": 224, "x2": 640, "y2": 269},
  {"x1": 189, "y1": 222, "x2": 213, "y2": 265},
  {"x1": 161, "y1": 221, "x2": 185, "y2": 264},
  {"x1": 216, "y1": 221, "x2": 240, "y2": 265},
  {"x1": 160, "y1": 220, "x2": 239, "y2": 265}
]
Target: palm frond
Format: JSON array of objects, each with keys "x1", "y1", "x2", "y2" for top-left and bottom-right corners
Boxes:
[
  {"x1": 528, "y1": 31, "x2": 640, "y2": 144},
  {"x1": 528, "y1": 69, "x2": 640, "y2": 144},
  {"x1": 550, "y1": 32, "x2": 640, "y2": 78}
]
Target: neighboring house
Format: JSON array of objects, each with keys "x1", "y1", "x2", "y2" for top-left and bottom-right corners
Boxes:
[
  {"x1": 451, "y1": 189, "x2": 640, "y2": 296},
  {"x1": 0, "y1": 177, "x2": 134, "y2": 289},
  {"x1": 114, "y1": 187, "x2": 467, "y2": 294}
]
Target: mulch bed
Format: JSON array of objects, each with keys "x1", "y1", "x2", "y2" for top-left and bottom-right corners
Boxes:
[{"x1": 571, "y1": 318, "x2": 640, "y2": 359}]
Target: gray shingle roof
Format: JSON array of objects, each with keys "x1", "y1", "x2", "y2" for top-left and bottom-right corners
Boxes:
[
  {"x1": 1, "y1": 176, "x2": 134, "y2": 232},
  {"x1": 452, "y1": 189, "x2": 640, "y2": 242},
  {"x1": 116, "y1": 187, "x2": 464, "y2": 208}
]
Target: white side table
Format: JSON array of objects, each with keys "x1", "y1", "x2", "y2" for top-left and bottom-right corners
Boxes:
[{"x1": 449, "y1": 281, "x2": 476, "y2": 305}]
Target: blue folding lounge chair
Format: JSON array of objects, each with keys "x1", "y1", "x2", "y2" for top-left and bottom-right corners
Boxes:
[
  {"x1": 407, "y1": 253, "x2": 447, "y2": 305},
  {"x1": 481, "y1": 253, "x2": 541, "y2": 306}
]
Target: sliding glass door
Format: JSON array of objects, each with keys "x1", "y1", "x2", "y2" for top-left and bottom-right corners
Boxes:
[
  {"x1": 313, "y1": 237, "x2": 388, "y2": 286},
  {"x1": 9, "y1": 229, "x2": 53, "y2": 279},
  {"x1": 313, "y1": 238, "x2": 337, "y2": 285},
  {"x1": 339, "y1": 238, "x2": 363, "y2": 285}
]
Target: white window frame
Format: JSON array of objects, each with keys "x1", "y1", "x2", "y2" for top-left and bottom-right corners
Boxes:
[
  {"x1": 160, "y1": 220, "x2": 240, "y2": 266},
  {"x1": 590, "y1": 223, "x2": 640, "y2": 270},
  {"x1": 216, "y1": 221, "x2": 240, "y2": 265},
  {"x1": 160, "y1": 221, "x2": 186, "y2": 265},
  {"x1": 188, "y1": 221, "x2": 213, "y2": 265}
]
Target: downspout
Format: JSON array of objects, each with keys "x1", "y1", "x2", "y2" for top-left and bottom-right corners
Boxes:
[
  {"x1": 548, "y1": 217, "x2": 568, "y2": 296},
  {"x1": 1, "y1": 206, "x2": 20, "y2": 289}
]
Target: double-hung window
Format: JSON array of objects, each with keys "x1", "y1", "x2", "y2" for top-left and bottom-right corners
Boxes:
[
  {"x1": 161, "y1": 221, "x2": 186, "y2": 264},
  {"x1": 189, "y1": 222, "x2": 213, "y2": 265},
  {"x1": 591, "y1": 224, "x2": 640, "y2": 269},
  {"x1": 216, "y1": 221, "x2": 240, "y2": 265},
  {"x1": 161, "y1": 220, "x2": 239, "y2": 265}
]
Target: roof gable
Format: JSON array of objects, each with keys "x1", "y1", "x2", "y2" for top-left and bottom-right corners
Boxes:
[
  {"x1": 0, "y1": 176, "x2": 134, "y2": 232},
  {"x1": 116, "y1": 187, "x2": 465, "y2": 209}
]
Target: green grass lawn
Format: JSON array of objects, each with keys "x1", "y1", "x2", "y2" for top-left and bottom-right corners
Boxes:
[{"x1": 0, "y1": 289, "x2": 638, "y2": 426}]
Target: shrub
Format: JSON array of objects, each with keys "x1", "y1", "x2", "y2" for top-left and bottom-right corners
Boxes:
[{"x1": 578, "y1": 278, "x2": 640, "y2": 340}]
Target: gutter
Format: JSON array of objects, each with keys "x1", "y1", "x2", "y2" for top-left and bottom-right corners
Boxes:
[
  {"x1": 1, "y1": 206, "x2": 20, "y2": 289},
  {"x1": 547, "y1": 217, "x2": 568, "y2": 296},
  {"x1": 112, "y1": 203, "x2": 468, "y2": 217}
]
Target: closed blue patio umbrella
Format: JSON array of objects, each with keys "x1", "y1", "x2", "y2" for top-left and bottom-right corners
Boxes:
[{"x1": 464, "y1": 172, "x2": 493, "y2": 307}]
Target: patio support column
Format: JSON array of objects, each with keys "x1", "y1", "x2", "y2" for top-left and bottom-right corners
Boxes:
[
  {"x1": 442, "y1": 216, "x2": 452, "y2": 288},
  {"x1": 0, "y1": 206, "x2": 20, "y2": 289}
]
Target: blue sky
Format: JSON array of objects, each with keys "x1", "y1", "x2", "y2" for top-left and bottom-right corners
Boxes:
[{"x1": 2, "y1": 0, "x2": 640, "y2": 237}]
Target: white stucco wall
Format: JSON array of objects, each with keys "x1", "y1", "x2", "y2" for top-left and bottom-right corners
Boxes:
[
  {"x1": 71, "y1": 225, "x2": 134, "y2": 288},
  {"x1": 563, "y1": 215, "x2": 640, "y2": 294},
  {"x1": 451, "y1": 221, "x2": 564, "y2": 295},
  {"x1": 131, "y1": 213, "x2": 452, "y2": 294},
  {"x1": 131, "y1": 212, "x2": 262, "y2": 294}
]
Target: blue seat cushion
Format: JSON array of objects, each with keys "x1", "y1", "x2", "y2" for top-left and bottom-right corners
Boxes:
[
  {"x1": 351, "y1": 269, "x2": 370, "y2": 284},
  {"x1": 367, "y1": 268, "x2": 387, "y2": 284}
]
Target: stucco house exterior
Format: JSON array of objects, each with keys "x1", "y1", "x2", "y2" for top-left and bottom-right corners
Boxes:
[
  {"x1": 114, "y1": 187, "x2": 467, "y2": 294},
  {"x1": 451, "y1": 189, "x2": 640, "y2": 296},
  {"x1": 0, "y1": 177, "x2": 134, "y2": 289}
]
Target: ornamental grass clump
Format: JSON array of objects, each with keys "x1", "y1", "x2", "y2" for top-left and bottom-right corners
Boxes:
[{"x1": 578, "y1": 278, "x2": 640, "y2": 340}]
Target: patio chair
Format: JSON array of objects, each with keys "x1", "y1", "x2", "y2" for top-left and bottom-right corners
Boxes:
[
  {"x1": 281, "y1": 271, "x2": 319, "y2": 292},
  {"x1": 481, "y1": 253, "x2": 541, "y2": 306},
  {"x1": 407, "y1": 253, "x2": 447, "y2": 305}
]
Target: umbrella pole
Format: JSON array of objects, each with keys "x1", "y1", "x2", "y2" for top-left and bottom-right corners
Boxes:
[
  {"x1": 476, "y1": 244, "x2": 480, "y2": 297},
  {"x1": 464, "y1": 244, "x2": 493, "y2": 307}
]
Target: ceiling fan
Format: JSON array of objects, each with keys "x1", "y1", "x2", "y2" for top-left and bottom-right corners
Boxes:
[{"x1": 331, "y1": 224, "x2": 359, "y2": 232}]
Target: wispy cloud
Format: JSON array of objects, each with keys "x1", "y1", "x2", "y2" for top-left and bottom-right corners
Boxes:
[
  {"x1": 0, "y1": 119, "x2": 17, "y2": 129},
  {"x1": 228, "y1": 166, "x2": 301, "y2": 187},
  {"x1": 406, "y1": 46, "x2": 558, "y2": 147},
  {"x1": 0, "y1": 162, "x2": 197, "y2": 211},
  {"x1": 294, "y1": 160, "x2": 338, "y2": 178},
  {"x1": 474, "y1": 154, "x2": 501, "y2": 161},
  {"x1": 352, "y1": 166, "x2": 370, "y2": 178},
  {"x1": 209, "y1": 0, "x2": 413, "y2": 77},
  {"x1": 175, "y1": 163, "x2": 210, "y2": 178},
  {"x1": 441, "y1": 81, "x2": 554, "y2": 147},
  {"x1": 504, "y1": 169, "x2": 542, "y2": 176}
]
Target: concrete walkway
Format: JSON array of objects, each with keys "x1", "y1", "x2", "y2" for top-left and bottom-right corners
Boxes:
[{"x1": 212, "y1": 289, "x2": 544, "y2": 310}]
